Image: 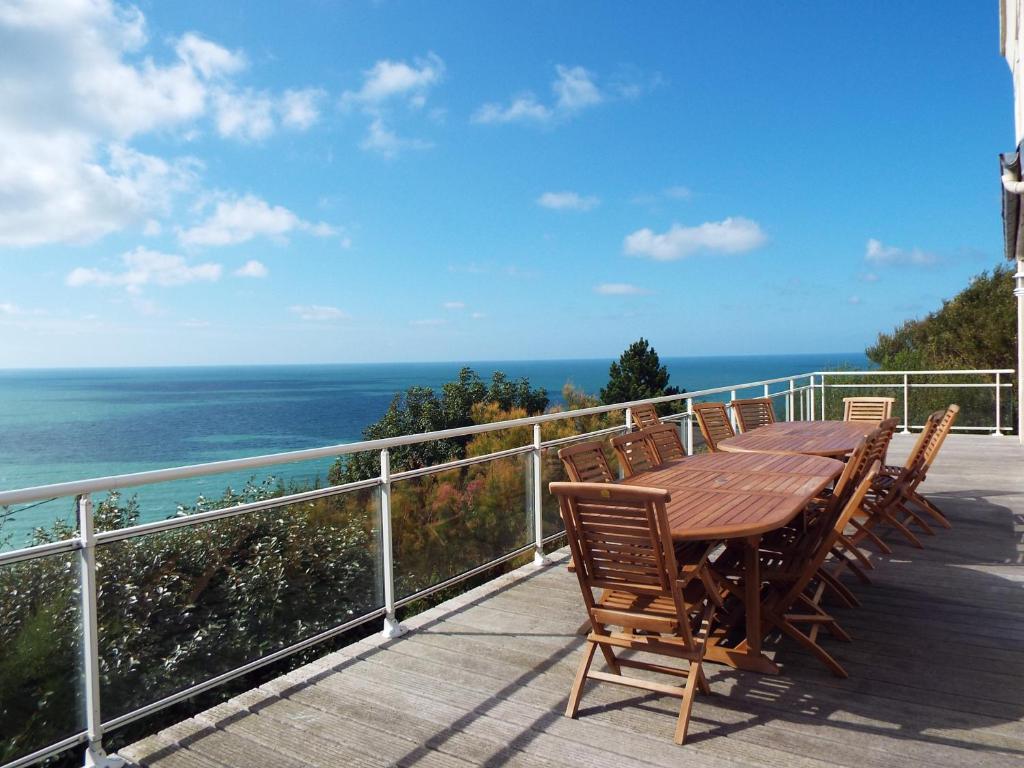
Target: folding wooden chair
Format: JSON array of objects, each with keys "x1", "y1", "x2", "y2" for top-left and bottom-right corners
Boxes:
[
  {"x1": 855, "y1": 413, "x2": 943, "y2": 549},
  {"x1": 885, "y1": 404, "x2": 958, "y2": 531},
  {"x1": 692, "y1": 402, "x2": 734, "y2": 452},
  {"x1": 843, "y1": 396, "x2": 894, "y2": 422},
  {"x1": 611, "y1": 432, "x2": 660, "y2": 477},
  {"x1": 642, "y1": 423, "x2": 687, "y2": 463},
  {"x1": 731, "y1": 397, "x2": 776, "y2": 433},
  {"x1": 758, "y1": 461, "x2": 880, "y2": 678},
  {"x1": 629, "y1": 402, "x2": 662, "y2": 430},
  {"x1": 557, "y1": 440, "x2": 616, "y2": 483},
  {"x1": 550, "y1": 481, "x2": 713, "y2": 744}
]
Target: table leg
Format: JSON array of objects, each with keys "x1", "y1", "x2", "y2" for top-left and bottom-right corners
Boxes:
[{"x1": 703, "y1": 534, "x2": 779, "y2": 674}]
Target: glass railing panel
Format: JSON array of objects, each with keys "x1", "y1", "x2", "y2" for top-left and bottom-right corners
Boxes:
[
  {"x1": 0, "y1": 552, "x2": 84, "y2": 764},
  {"x1": 95, "y1": 485, "x2": 382, "y2": 720},
  {"x1": 391, "y1": 452, "x2": 531, "y2": 601}
]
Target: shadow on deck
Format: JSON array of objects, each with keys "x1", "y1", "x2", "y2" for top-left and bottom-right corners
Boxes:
[{"x1": 122, "y1": 434, "x2": 1024, "y2": 768}]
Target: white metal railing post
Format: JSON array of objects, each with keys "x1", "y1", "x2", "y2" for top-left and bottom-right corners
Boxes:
[
  {"x1": 729, "y1": 389, "x2": 738, "y2": 431},
  {"x1": 685, "y1": 398, "x2": 694, "y2": 454},
  {"x1": 787, "y1": 378, "x2": 795, "y2": 421},
  {"x1": 78, "y1": 494, "x2": 125, "y2": 768},
  {"x1": 380, "y1": 449, "x2": 406, "y2": 638},
  {"x1": 532, "y1": 424, "x2": 550, "y2": 565},
  {"x1": 901, "y1": 374, "x2": 911, "y2": 434},
  {"x1": 625, "y1": 406, "x2": 633, "y2": 431},
  {"x1": 994, "y1": 372, "x2": 1004, "y2": 437},
  {"x1": 820, "y1": 375, "x2": 827, "y2": 420},
  {"x1": 809, "y1": 376, "x2": 816, "y2": 421}
]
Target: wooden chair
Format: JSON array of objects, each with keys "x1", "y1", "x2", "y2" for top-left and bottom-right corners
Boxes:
[
  {"x1": 550, "y1": 481, "x2": 713, "y2": 744},
  {"x1": 611, "y1": 432, "x2": 660, "y2": 477},
  {"x1": 843, "y1": 396, "x2": 894, "y2": 422},
  {"x1": 855, "y1": 413, "x2": 944, "y2": 549},
  {"x1": 877, "y1": 405, "x2": 959, "y2": 534},
  {"x1": 643, "y1": 423, "x2": 687, "y2": 463},
  {"x1": 557, "y1": 441, "x2": 616, "y2": 483},
  {"x1": 731, "y1": 397, "x2": 776, "y2": 433},
  {"x1": 629, "y1": 402, "x2": 661, "y2": 430},
  {"x1": 758, "y1": 461, "x2": 880, "y2": 678},
  {"x1": 692, "y1": 402, "x2": 734, "y2": 452}
]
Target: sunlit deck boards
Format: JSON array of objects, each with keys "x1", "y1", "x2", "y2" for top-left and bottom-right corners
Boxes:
[{"x1": 121, "y1": 434, "x2": 1024, "y2": 768}]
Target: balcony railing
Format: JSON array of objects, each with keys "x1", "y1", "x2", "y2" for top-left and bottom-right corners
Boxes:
[{"x1": 0, "y1": 367, "x2": 1013, "y2": 768}]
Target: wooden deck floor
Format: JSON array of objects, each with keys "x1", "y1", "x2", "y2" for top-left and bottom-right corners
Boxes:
[{"x1": 121, "y1": 434, "x2": 1024, "y2": 768}]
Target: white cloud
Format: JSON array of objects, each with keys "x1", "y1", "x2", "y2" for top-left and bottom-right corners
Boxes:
[
  {"x1": 280, "y1": 88, "x2": 324, "y2": 130},
  {"x1": 594, "y1": 283, "x2": 650, "y2": 295},
  {"x1": 175, "y1": 32, "x2": 246, "y2": 79},
  {"x1": 290, "y1": 304, "x2": 347, "y2": 321},
  {"x1": 663, "y1": 186, "x2": 692, "y2": 200},
  {"x1": 861, "y1": 271, "x2": 880, "y2": 283},
  {"x1": 410, "y1": 318, "x2": 446, "y2": 327},
  {"x1": 212, "y1": 88, "x2": 275, "y2": 141},
  {"x1": 359, "y1": 117, "x2": 432, "y2": 158},
  {"x1": 0, "y1": 5, "x2": 324, "y2": 246},
  {"x1": 537, "y1": 191, "x2": 600, "y2": 211},
  {"x1": 234, "y1": 259, "x2": 268, "y2": 278},
  {"x1": 472, "y1": 95, "x2": 553, "y2": 125},
  {"x1": 341, "y1": 54, "x2": 444, "y2": 157},
  {"x1": 473, "y1": 64, "x2": 605, "y2": 125},
  {"x1": 553, "y1": 65, "x2": 602, "y2": 112},
  {"x1": 66, "y1": 248, "x2": 222, "y2": 291},
  {"x1": 442, "y1": 301, "x2": 465, "y2": 310},
  {"x1": 342, "y1": 53, "x2": 445, "y2": 106},
  {"x1": 471, "y1": 311, "x2": 486, "y2": 319},
  {"x1": 848, "y1": 295, "x2": 862, "y2": 305},
  {"x1": 0, "y1": 302, "x2": 22, "y2": 316},
  {"x1": 864, "y1": 238, "x2": 937, "y2": 266},
  {"x1": 623, "y1": 217, "x2": 767, "y2": 261},
  {"x1": 179, "y1": 194, "x2": 336, "y2": 246}
]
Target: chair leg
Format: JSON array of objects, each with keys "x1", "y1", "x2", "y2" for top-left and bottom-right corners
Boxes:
[
  {"x1": 673, "y1": 660, "x2": 702, "y2": 745},
  {"x1": 849, "y1": 517, "x2": 892, "y2": 555},
  {"x1": 897, "y1": 501, "x2": 935, "y2": 536},
  {"x1": 836, "y1": 534, "x2": 874, "y2": 570},
  {"x1": 819, "y1": 567, "x2": 862, "y2": 607},
  {"x1": 773, "y1": 614, "x2": 849, "y2": 678},
  {"x1": 598, "y1": 643, "x2": 622, "y2": 675},
  {"x1": 880, "y1": 509, "x2": 925, "y2": 549},
  {"x1": 565, "y1": 643, "x2": 597, "y2": 718},
  {"x1": 909, "y1": 492, "x2": 953, "y2": 529}
]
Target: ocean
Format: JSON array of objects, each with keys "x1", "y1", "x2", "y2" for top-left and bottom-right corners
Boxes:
[{"x1": 0, "y1": 353, "x2": 867, "y2": 549}]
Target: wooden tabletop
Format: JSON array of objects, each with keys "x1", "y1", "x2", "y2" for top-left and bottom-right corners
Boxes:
[
  {"x1": 716, "y1": 420, "x2": 876, "y2": 458},
  {"x1": 619, "y1": 451, "x2": 844, "y2": 540}
]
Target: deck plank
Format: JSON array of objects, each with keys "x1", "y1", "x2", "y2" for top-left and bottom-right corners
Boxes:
[{"x1": 121, "y1": 434, "x2": 1024, "y2": 768}]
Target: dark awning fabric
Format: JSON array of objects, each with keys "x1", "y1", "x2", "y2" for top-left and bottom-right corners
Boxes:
[{"x1": 1001, "y1": 148, "x2": 1024, "y2": 261}]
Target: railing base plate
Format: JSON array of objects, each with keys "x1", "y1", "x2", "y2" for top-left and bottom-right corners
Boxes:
[
  {"x1": 382, "y1": 614, "x2": 407, "y2": 639},
  {"x1": 84, "y1": 746, "x2": 126, "y2": 768}
]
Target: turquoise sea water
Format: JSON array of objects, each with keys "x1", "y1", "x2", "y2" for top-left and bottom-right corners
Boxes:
[{"x1": 0, "y1": 353, "x2": 867, "y2": 549}]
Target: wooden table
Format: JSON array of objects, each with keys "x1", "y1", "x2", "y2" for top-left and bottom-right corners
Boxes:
[
  {"x1": 717, "y1": 420, "x2": 876, "y2": 458},
  {"x1": 621, "y1": 451, "x2": 844, "y2": 673}
]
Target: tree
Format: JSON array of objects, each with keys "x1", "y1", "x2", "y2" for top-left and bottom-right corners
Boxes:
[
  {"x1": 600, "y1": 338, "x2": 682, "y2": 412},
  {"x1": 866, "y1": 264, "x2": 1015, "y2": 370},
  {"x1": 330, "y1": 367, "x2": 549, "y2": 483}
]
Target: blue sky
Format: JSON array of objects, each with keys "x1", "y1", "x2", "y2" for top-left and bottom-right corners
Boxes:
[{"x1": 0, "y1": 1, "x2": 1013, "y2": 367}]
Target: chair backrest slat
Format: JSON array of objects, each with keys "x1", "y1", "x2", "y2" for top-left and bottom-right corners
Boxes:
[
  {"x1": 557, "y1": 441, "x2": 616, "y2": 483},
  {"x1": 629, "y1": 403, "x2": 661, "y2": 430},
  {"x1": 693, "y1": 402, "x2": 735, "y2": 452},
  {"x1": 731, "y1": 398, "x2": 776, "y2": 433},
  {"x1": 611, "y1": 432, "x2": 660, "y2": 477},
  {"x1": 642, "y1": 423, "x2": 687, "y2": 463},
  {"x1": 843, "y1": 396, "x2": 895, "y2": 422}
]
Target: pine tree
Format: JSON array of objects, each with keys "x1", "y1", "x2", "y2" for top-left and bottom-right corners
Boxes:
[{"x1": 600, "y1": 338, "x2": 682, "y2": 410}]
